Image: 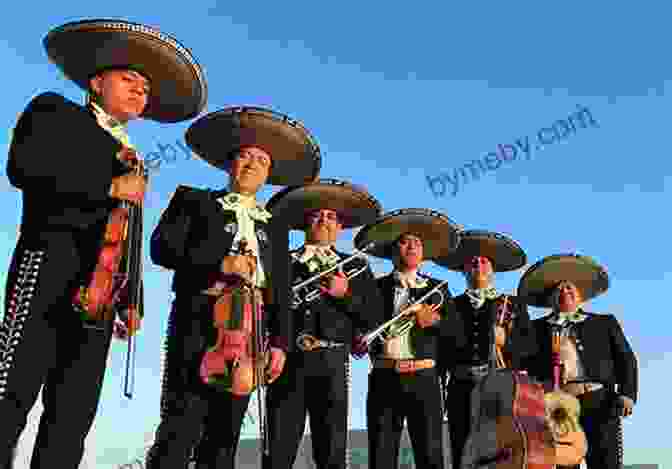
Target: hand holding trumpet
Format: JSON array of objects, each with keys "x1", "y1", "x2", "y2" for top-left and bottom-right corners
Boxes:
[
  {"x1": 403, "y1": 302, "x2": 440, "y2": 328},
  {"x1": 319, "y1": 267, "x2": 349, "y2": 298}
]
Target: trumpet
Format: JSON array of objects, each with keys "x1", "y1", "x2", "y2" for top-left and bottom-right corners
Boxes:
[
  {"x1": 291, "y1": 242, "x2": 376, "y2": 307},
  {"x1": 363, "y1": 279, "x2": 449, "y2": 346}
]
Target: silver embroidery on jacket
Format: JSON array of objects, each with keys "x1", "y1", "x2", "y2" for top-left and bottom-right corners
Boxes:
[{"x1": 0, "y1": 249, "x2": 45, "y2": 400}]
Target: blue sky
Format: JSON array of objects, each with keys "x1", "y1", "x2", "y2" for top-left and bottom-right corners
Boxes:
[{"x1": 2, "y1": 2, "x2": 670, "y2": 468}]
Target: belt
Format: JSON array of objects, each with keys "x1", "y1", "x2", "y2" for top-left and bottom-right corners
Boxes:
[
  {"x1": 562, "y1": 381, "x2": 604, "y2": 396},
  {"x1": 373, "y1": 358, "x2": 435, "y2": 374},
  {"x1": 451, "y1": 363, "x2": 489, "y2": 381},
  {"x1": 296, "y1": 333, "x2": 344, "y2": 352}
]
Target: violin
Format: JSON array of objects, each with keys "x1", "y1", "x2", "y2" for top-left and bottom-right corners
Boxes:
[
  {"x1": 72, "y1": 146, "x2": 146, "y2": 399},
  {"x1": 494, "y1": 295, "x2": 514, "y2": 368},
  {"x1": 198, "y1": 239, "x2": 273, "y2": 457}
]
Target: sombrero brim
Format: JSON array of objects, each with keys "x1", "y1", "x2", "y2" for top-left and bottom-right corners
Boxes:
[
  {"x1": 265, "y1": 179, "x2": 381, "y2": 229},
  {"x1": 353, "y1": 208, "x2": 463, "y2": 261},
  {"x1": 517, "y1": 254, "x2": 609, "y2": 308},
  {"x1": 185, "y1": 106, "x2": 321, "y2": 187},
  {"x1": 43, "y1": 19, "x2": 207, "y2": 123},
  {"x1": 435, "y1": 230, "x2": 526, "y2": 272}
]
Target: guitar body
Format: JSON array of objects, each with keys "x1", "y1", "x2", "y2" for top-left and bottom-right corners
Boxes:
[{"x1": 460, "y1": 370, "x2": 555, "y2": 469}]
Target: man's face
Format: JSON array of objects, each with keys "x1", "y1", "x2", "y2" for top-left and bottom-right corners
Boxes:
[
  {"x1": 395, "y1": 233, "x2": 424, "y2": 270},
  {"x1": 464, "y1": 256, "x2": 493, "y2": 282},
  {"x1": 556, "y1": 281, "x2": 581, "y2": 312},
  {"x1": 89, "y1": 69, "x2": 149, "y2": 123},
  {"x1": 228, "y1": 146, "x2": 271, "y2": 195},
  {"x1": 305, "y1": 209, "x2": 342, "y2": 245}
]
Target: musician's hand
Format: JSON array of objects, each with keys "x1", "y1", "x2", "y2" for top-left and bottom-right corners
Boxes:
[
  {"x1": 495, "y1": 325, "x2": 507, "y2": 347},
  {"x1": 351, "y1": 335, "x2": 368, "y2": 359},
  {"x1": 112, "y1": 314, "x2": 142, "y2": 340},
  {"x1": 619, "y1": 395, "x2": 634, "y2": 417},
  {"x1": 266, "y1": 347, "x2": 286, "y2": 383},
  {"x1": 411, "y1": 303, "x2": 441, "y2": 328},
  {"x1": 220, "y1": 255, "x2": 256, "y2": 283},
  {"x1": 320, "y1": 271, "x2": 349, "y2": 298},
  {"x1": 110, "y1": 174, "x2": 146, "y2": 203}
]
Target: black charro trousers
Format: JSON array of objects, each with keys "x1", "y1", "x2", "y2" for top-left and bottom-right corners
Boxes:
[
  {"x1": 263, "y1": 348, "x2": 351, "y2": 469},
  {"x1": 146, "y1": 295, "x2": 252, "y2": 469},
  {"x1": 0, "y1": 232, "x2": 113, "y2": 469},
  {"x1": 367, "y1": 367, "x2": 445, "y2": 469}
]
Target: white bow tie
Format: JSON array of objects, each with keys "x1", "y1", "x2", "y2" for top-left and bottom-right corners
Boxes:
[
  {"x1": 394, "y1": 271, "x2": 427, "y2": 289},
  {"x1": 465, "y1": 286, "x2": 498, "y2": 309},
  {"x1": 299, "y1": 245, "x2": 339, "y2": 264}
]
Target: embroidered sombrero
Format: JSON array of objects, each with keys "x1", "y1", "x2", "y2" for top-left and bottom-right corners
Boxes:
[
  {"x1": 43, "y1": 18, "x2": 208, "y2": 123},
  {"x1": 185, "y1": 106, "x2": 322, "y2": 187},
  {"x1": 516, "y1": 253, "x2": 609, "y2": 307},
  {"x1": 435, "y1": 229, "x2": 526, "y2": 272},
  {"x1": 353, "y1": 208, "x2": 463, "y2": 261},
  {"x1": 265, "y1": 178, "x2": 382, "y2": 229}
]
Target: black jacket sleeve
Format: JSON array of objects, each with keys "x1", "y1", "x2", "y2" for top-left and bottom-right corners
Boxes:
[
  {"x1": 606, "y1": 314, "x2": 638, "y2": 402},
  {"x1": 331, "y1": 262, "x2": 385, "y2": 335},
  {"x1": 7, "y1": 92, "x2": 117, "y2": 203},
  {"x1": 150, "y1": 185, "x2": 196, "y2": 271},
  {"x1": 503, "y1": 299, "x2": 538, "y2": 369}
]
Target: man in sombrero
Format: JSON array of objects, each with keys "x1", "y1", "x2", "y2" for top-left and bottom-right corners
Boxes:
[
  {"x1": 146, "y1": 106, "x2": 321, "y2": 469},
  {"x1": 0, "y1": 19, "x2": 207, "y2": 468},
  {"x1": 260, "y1": 178, "x2": 384, "y2": 469},
  {"x1": 517, "y1": 254, "x2": 638, "y2": 469},
  {"x1": 434, "y1": 229, "x2": 537, "y2": 469},
  {"x1": 353, "y1": 208, "x2": 465, "y2": 469}
]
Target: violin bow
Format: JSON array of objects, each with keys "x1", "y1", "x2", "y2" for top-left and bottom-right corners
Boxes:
[
  {"x1": 237, "y1": 240, "x2": 270, "y2": 460},
  {"x1": 122, "y1": 156, "x2": 146, "y2": 399}
]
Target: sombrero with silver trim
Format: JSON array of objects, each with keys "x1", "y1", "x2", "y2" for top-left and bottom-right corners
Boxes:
[
  {"x1": 516, "y1": 253, "x2": 609, "y2": 308},
  {"x1": 353, "y1": 208, "x2": 463, "y2": 261},
  {"x1": 435, "y1": 229, "x2": 526, "y2": 272},
  {"x1": 185, "y1": 106, "x2": 321, "y2": 186},
  {"x1": 43, "y1": 18, "x2": 208, "y2": 123},
  {"x1": 265, "y1": 178, "x2": 382, "y2": 229}
]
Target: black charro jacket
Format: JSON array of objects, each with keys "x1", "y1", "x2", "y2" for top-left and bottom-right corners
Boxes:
[
  {"x1": 368, "y1": 272, "x2": 465, "y2": 361},
  {"x1": 442, "y1": 293, "x2": 537, "y2": 374},
  {"x1": 289, "y1": 246, "x2": 384, "y2": 349},
  {"x1": 150, "y1": 186, "x2": 291, "y2": 351},
  {"x1": 7, "y1": 92, "x2": 129, "y2": 235},
  {"x1": 523, "y1": 310, "x2": 638, "y2": 403}
]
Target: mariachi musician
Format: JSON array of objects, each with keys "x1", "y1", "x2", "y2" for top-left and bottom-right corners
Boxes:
[
  {"x1": 353, "y1": 208, "x2": 465, "y2": 469},
  {"x1": 0, "y1": 19, "x2": 206, "y2": 468},
  {"x1": 261, "y1": 178, "x2": 384, "y2": 469},
  {"x1": 518, "y1": 254, "x2": 638, "y2": 469},
  {"x1": 145, "y1": 107, "x2": 321, "y2": 469},
  {"x1": 434, "y1": 230, "x2": 537, "y2": 469}
]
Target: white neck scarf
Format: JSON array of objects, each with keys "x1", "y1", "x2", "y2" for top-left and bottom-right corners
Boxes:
[
  {"x1": 465, "y1": 286, "x2": 498, "y2": 309},
  {"x1": 217, "y1": 191, "x2": 272, "y2": 287}
]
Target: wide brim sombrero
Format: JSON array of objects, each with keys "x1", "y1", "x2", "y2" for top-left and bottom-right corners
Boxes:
[
  {"x1": 185, "y1": 106, "x2": 321, "y2": 187},
  {"x1": 435, "y1": 229, "x2": 526, "y2": 272},
  {"x1": 265, "y1": 178, "x2": 382, "y2": 229},
  {"x1": 517, "y1": 254, "x2": 609, "y2": 308},
  {"x1": 353, "y1": 208, "x2": 463, "y2": 261},
  {"x1": 43, "y1": 19, "x2": 207, "y2": 123}
]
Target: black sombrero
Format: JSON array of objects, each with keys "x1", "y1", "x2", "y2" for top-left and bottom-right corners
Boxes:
[
  {"x1": 353, "y1": 208, "x2": 463, "y2": 261},
  {"x1": 517, "y1": 253, "x2": 609, "y2": 308},
  {"x1": 43, "y1": 19, "x2": 207, "y2": 123},
  {"x1": 265, "y1": 178, "x2": 382, "y2": 229},
  {"x1": 185, "y1": 106, "x2": 321, "y2": 187},
  {"x1": 436, "y1": 229, "x2": 526, "y2": 272}
]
